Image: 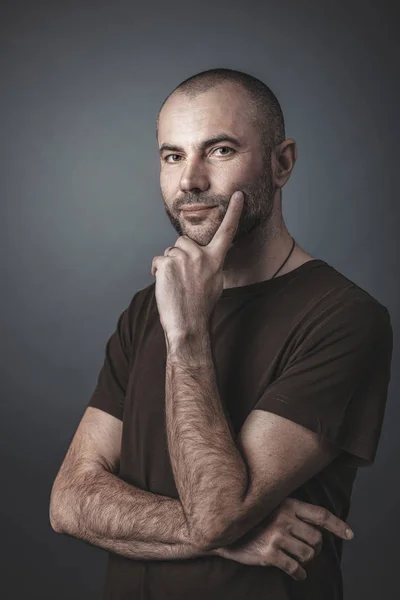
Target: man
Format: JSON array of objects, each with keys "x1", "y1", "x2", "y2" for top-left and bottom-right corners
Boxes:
[{"x1": 49, "y1": 68, "x2": 393, "y2": 599}]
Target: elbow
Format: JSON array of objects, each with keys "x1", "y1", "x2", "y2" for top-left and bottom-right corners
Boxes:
[
  {"x1": 190, "y1": 512, "x2": 244, "y2": 552},
  {"x1": 49, "y1": 484, "x2": 72, "y2": 535},
  {"x1": 190, "y1": 530, "x2": 220, "y2": 552},
  {"x1": 190, "y1": 494, "x2": 259, "y2": 550},
  {"x1": 49, "y1": 498, "x2": 65, "y2": 534},
  {"x1": 49, "y1": 511, "x2": 64, "y2": 534},
  {"x1": 189, "y1": 483, "x2": 250, "y2": 551}
]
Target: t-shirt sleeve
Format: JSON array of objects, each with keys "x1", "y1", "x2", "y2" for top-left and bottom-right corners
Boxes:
[
  {"x1": 253, "y1": 297, "x2": 393, "y2": 467},
  {"x1": 87, "y1": 296, "x2": 136, "y2": 421}
]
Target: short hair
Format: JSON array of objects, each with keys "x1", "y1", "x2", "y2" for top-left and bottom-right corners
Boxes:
[{"x1": 156, "y1": 68, "x2": 286, "y2": 155}]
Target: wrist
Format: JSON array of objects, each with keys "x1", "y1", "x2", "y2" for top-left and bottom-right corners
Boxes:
[{"x1": 165, "y1": 327, "x2": 211, "y2": 362}]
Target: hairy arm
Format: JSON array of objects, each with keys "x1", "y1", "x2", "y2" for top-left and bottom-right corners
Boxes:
[
  {"x1": 50, "y1": 407, "x2": 350, "y2": 568},
  {"x1": 164, "y1": 330, "x2": 340, "y2": 550},
  {"x1": 49, "y1": 407, "x2": 212, "y2": 560}
]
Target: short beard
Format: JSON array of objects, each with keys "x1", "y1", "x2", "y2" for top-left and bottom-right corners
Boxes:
[{"x1": 162, "y1": 153, "x2": 275, "y2": 246}]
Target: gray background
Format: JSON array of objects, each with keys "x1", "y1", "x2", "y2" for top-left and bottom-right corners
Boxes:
[{"x1": 2, "y1": 0, "x2": 399, "y2": 598}]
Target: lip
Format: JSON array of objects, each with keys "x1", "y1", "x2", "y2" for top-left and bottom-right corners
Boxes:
[{"x1": 181, "y1": 204, "x2": 218, "y2": 212}]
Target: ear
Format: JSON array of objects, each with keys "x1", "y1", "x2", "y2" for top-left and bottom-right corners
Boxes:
[{"x1": 273, "y1": 138, "x2": 297, "y2": 188}]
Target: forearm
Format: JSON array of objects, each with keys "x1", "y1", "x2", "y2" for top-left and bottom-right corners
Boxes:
[
  {"x1": 165, "y1": 330, "x2": 248, "y2": 545},
  {"x1": 51, "y1": 466, "x2": 213, "y2": 561},
  {"x1": 69, "y1": 527, "x2": 210, "y2": 561}
]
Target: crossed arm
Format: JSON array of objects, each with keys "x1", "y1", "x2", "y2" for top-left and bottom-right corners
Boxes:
[
  {"x1": 49, "y1": 405, "x2": 348, "y2": 571},
  {"x1": 50, "y1": 331, "x2": 342, "y2": 562},
  {"x1": 50, "y1": 407, "x2": 209, "y2": 561}
]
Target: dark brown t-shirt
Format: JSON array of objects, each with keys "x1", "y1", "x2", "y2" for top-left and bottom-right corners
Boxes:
[{"x1": 88, "y1": 258, "x2": 393, "y2": 600}]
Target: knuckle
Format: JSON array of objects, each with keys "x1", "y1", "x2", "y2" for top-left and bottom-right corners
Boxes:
[
  {"x1": 315, "y1": 507, "x2": 328, "y2": 524},
  {"x1": 274, "y1": 507, "x2": 288, "y2": 524},
  {"x1": 303, "y1": 547, "x2": 315, "y2": 562},
  {"x1": 283, "y1": 519, "x2": 293, "y2": 534},
  {"x1": 270, "y1": 531, "x2": 284, "y2": 549},
  {"x1": 312, "y1": 530, "x2": 323, "y2": 545}
]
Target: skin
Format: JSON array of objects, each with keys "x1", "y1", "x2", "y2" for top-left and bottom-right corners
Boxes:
[{"x1": 158, "y1": 81, "x2": 315, "y2": 291}]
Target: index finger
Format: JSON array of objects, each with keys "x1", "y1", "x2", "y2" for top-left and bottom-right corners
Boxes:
[
  {"x1": 293, "y1": 501, "x2": 354, "y2": 540},
  {"x1": 208, "y1": 191, "x2": 244, "y2": 257}
]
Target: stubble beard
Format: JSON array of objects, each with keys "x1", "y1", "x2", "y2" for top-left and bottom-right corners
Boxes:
[{"x1": 161, "y1": 157, "x2": 275, "y2": 247}]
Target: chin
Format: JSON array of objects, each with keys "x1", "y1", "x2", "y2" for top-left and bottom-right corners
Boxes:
[
  {"x1": 185, "y1": 234, "x2": 211, "y2": 247},
  {"x1": 182, "y1": 227, "x2": 215, "y2": 247}
]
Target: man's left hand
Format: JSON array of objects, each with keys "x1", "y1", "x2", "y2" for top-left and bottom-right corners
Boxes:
[{"x1": 151, "y1": 191, "x2": 244, "y2": 339}]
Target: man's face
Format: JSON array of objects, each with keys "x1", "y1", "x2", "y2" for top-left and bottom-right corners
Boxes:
[{"x1": 158, "y1": 82, "x2": 276, "y2": 247}]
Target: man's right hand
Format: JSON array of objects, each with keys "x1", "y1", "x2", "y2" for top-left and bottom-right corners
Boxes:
[{"x1": 214, "y1": 497, "x2": 354, "y2": 581}]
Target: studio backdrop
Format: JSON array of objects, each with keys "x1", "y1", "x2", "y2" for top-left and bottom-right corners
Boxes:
[{"x1": 2, "y1": 1, "x2": 399, "y2": 598}]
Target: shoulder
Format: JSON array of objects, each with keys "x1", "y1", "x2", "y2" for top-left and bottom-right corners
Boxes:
[
  {"x1": 287, "y1": 260, "x2": 392, "y2": 354},
  {"x1": 296, "y1": 258, "x2": 390, "y2": 319}
]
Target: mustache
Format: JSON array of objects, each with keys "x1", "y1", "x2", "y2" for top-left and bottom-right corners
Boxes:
[{"x1": 174, "y1": 194, "x2": 231, "y2": 211}]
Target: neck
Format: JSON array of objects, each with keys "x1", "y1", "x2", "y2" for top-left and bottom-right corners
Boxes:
[{"x1": 222, "y1": 205, "x2": 302, "y2": 289}]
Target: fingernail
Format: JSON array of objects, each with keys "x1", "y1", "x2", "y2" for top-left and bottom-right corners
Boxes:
[{"x1": 345, "y1": 528, "x2": 354, "y2": 539}]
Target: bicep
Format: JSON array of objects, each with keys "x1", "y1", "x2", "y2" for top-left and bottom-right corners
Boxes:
[
  {"x1": 53, "y1": 406, "x2": 122, "y2": 488},
  {"x1": 207, "y1": 409, "x2": 340, "y2": 548},
  {"x1": 238, "y1": 409, "x2": 341, "y2": 516},
  {"x1": 50, "y1": 407, "x2": 122, "y2": 532}
]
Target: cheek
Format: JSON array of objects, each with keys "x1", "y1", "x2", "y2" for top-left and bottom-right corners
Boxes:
[
  {"x1": 216, "y1": 164, "x2": 257, "y2": 193},
  {"x1": 160, "y1": 171, "x2": 178, "y2": 197},
  {"x1": 160, "y1": 176, "x2": 171, "y2": 199}
]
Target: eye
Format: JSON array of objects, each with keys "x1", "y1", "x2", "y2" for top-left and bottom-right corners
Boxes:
[
  {"x1": 164, "y1": 154, "x2": 182, "y2": 163},
  {"x1": 163, "y1": 146, "x2": 234, "y2": 163},
  {"x1": 212, "y1": 146, "x2": 234, "y2": 157}
]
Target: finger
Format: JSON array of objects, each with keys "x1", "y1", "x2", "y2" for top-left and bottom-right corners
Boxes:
[
  {"x1": 151, "y1": 255, "x2": 166, "y2": 277},
  {"x1": 174, "y1": 236, "x2": 202, "y2": 257},
  {"x1": 289, "y1": 520, "x2": 323, "y2": 555},
  {"x1": 273, "y1": 550, "x2": 307, "y2": 581},
  {"x1": 208, "y1": 191, "x2": 244, "y2": 258},
  {"x1": 163, "y1": 246, "x2": 185, "y2": 258},
  {"x1": 291, "y1": 501, "x2": 354, "y2": 540},
  {"x1": 278, "y1": 535, "x2": 315, "y2": 566}
]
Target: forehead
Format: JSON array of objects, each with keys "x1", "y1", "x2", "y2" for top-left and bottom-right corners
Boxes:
[{"x1": 158, "y1": 82, "x2": 257, "y2": 143}]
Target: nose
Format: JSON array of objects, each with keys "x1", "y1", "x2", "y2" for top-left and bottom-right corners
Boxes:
[{"x1": 179, "y1": 157, "x2": 210, "y2": 193}]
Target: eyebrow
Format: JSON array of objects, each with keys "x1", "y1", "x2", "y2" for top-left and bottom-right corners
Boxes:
[{"x1": 159, "y1": 133, "x2": 243, "y2": 155}]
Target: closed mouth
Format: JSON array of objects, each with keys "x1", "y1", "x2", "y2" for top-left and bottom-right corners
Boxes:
[{"x1": 181, "y1": 204, "x2": 218, "y2": 212}]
